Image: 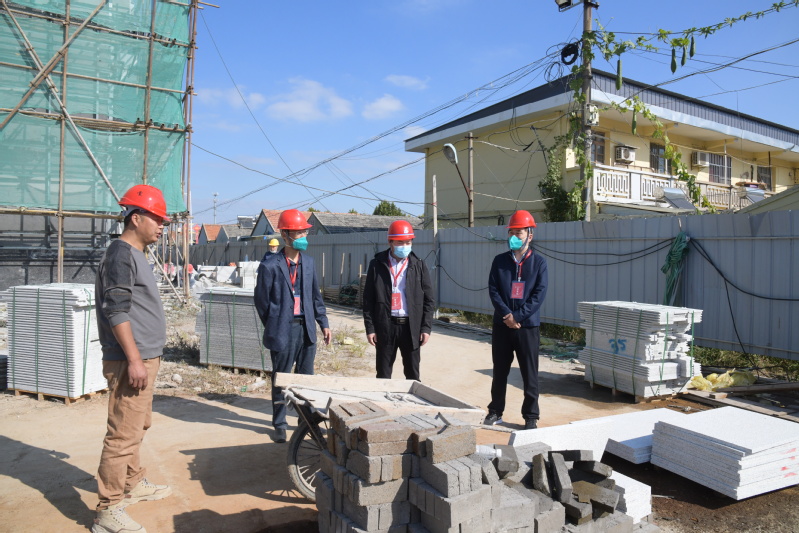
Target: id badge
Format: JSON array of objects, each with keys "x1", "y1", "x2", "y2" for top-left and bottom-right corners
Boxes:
[
  {"x1": 391, "y1": 292, "x2": 402, "y2": 311},
  {"x1": 511, "y1": 281, "x2": 525, "y2": 299},
  {"x1": 293, "y1": 295, "x2": 301, "y2": 315}
]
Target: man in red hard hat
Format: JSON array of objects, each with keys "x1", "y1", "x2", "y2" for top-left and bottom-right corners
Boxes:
[
  {"x1": 254, "y1": 209, "x2": 331, "y2": 443},
  {"x1": 484, "y1": 210, "x2": 548, "y2": 430},
  {"x1": 93, "y1": 184, "x2": 172, "y2": 533},
  {"x1": 363, "y1": 219, "x2": 434, "y2": 380}
]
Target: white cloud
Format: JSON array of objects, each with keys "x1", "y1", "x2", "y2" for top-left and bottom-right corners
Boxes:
[
  {"x1": 197, "y1": 87, "x2": 265, "y2": 110},
  {"x1": 385, "y1": 74, "x2": 429, "y2": 91},
  {"x1": 402, "y1": 125, "x2": 427, "y2": 140},
  {"x1": 267, "y1": 78, "x2": 352, "y2": 122},
  {"x1": 362, "y1": 94, "x2": 404, "y2": 120}
]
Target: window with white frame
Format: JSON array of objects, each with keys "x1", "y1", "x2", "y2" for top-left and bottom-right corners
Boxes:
[
  {"x1": 708, "y1": 154, "x2": 732, "y2": 184},
  {"x1": 649, "y1": 143, "x2": 672, "y2": 174},
  {"x1": 591, "y1": 132, "x2": 606, "y2": 164}
]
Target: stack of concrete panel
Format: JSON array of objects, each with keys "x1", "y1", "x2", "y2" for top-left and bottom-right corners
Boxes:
[
  {"x1": 4, "y1": 284, "x2": 105, "y2": 397},
  {"x1": 578, "y1": 301, "x2": 703, "y2": 398},
  {"x1": 195, "y1": 288, "x2": 270, "y2": 371},
  {"x1": 570, "y1": 408, "x2": 688, "y2": 463},
  {"x1": 0, "y1": 353, "x2": 7, "y2": 390},
  {"x1": 609, "y1": 471, "x2": 652, "y2": 524},
  {"x1": 651, "y1": 406, "x2": 799, "y2": 500},
  {"x1": 237, "y1": 261, "x2": 260, "y2": 289}
]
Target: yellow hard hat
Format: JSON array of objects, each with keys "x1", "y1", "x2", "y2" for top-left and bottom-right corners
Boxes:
[{"x1": 268, "y1": 238, "x2": 279, "y2": 246}]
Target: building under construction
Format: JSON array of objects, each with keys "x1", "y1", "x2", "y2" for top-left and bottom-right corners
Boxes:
[{"x1": 0, "y1": 0, "x2": 198, "y2": 295}]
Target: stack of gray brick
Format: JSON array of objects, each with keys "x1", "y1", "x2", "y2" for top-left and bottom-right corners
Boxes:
[{"x1": 316, "y1": 401, "x2": 654, "y2": 533}]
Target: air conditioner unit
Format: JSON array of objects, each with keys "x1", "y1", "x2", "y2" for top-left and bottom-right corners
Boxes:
[
  {"x1": 692, "y1": 151, "x2": 711, "y2": 167},
  {"x1": 614, "y1": 145, "x2": 636, "y2": 164}
]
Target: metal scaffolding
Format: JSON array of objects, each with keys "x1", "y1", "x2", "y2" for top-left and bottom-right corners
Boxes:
[{"x1": 0, "y1": 0, "x2": 200, "y2": 299}]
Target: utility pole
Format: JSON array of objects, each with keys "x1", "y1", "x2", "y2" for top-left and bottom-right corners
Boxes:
[
  {"x1": 581, "y1": 1, "x2": 597, "y2": 222},
  {"x1": 467, "y1": 132, "x2": 475, "y2": 227},
  {"x1": 213, "y1": 192, "x2": 218, "y2": 223}
]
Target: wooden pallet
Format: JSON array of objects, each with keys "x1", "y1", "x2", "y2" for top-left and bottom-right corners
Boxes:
[
  {"x1": 683, "y1": 390, "x2": 799, "y2": 422},
  {"x1": 198, "y1": 363, "x2": 269, "y2": 377},
  {"x1": 587, "y1": 380, "x2": 677, "y2": 404},
  {"x1": 10, "y1": 388, "x2": 108, "y2": 406}
]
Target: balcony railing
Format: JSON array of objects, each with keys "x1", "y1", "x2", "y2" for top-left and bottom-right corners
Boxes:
[{"x1": 593, "y1": 164, "x2": 771, "y2": 210}]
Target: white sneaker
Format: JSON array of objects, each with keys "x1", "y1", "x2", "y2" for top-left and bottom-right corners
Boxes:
[
  {"x1": 92, "y1": 503, "x2": 146, "y2": 533},
  {"x1": 124, "y1": 478, "x2": 172, "y2": 505}
]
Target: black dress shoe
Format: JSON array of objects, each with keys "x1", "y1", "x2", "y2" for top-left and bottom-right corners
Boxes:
[
  {"x1": 524, "y1": 419, "x2": 538, "y2": 430},
  {"x1": 273, "y1": 427, "x2": 287, "y2": 443}
]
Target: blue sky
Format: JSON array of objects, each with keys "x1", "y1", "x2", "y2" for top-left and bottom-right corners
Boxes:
[{"x1": 190, "y1": 0, "x2": 799, "y2": 225}]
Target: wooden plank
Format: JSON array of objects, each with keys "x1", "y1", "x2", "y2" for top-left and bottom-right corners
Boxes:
[
  {"x1": 716, "y1": 382, "x2": 799, "y2": 394},
  {"x1": 682, "y1": 391, "x2": 794, "y2": 417},
  {"x1": 274, "y1": 372, "x2": 415, "y2": 392}
]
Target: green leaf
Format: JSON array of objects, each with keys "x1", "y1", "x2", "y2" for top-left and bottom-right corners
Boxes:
[
  {"x1": 690, "y1": 35, "x2": 696, "y2": 57},
  {"x1": 616, "y1": 59, "x2": 623, "y2": 90},
  {"x1": 671, "y1": 48, "x2": 677, "y2": 73}
]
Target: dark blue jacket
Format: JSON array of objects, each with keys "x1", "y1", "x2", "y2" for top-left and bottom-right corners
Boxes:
[
  {"x1": 488, "y1": 249, "x2": 548, "y2": 328},
  {"x1": 254, "y1": 250, "x2": 329, "y2": 352}
]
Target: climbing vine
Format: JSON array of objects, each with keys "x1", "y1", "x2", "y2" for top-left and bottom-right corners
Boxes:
[{"x1": 551, "y1": 1, "x2": 799, "y2": 218}]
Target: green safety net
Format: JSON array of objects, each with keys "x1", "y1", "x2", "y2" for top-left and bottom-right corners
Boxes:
[{"x1": 0, "y1": 0, "x2": 189, "y2": 213}]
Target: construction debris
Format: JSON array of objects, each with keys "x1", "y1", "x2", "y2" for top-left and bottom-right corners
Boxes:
[
  {"x1": 317, "y1": 400, "x2": 656, "y2": 533},
  {"x1": 2, "y1": 284, "x2": 105, "y2": 398},
  {"x1": 651, "y1": 406, "x2": 799, "y2": 500},
  {"x1": 577, "y1": 301, "x2": 703, "y2": 399}
]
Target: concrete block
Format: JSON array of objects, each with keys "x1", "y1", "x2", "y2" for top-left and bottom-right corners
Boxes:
[
  {"x1": 318, "y1": 507, "x2": 331, "y2": 533},
  {"x1": 513, "y1": 442, "x2": 553, "y2": 464},
  {"x1": 414, "y1": 478, "x2": 491, "y2": 527},
  {"x1": 504, "y1": 460, "x2": 531, "y2": 485},
  {"x1": 573, "y1": 480, "x2": 619, "y2": 514},
  {"x1": 316, "y1": 472, "x2": 335, "y2": 512},
  {"x1": 342, "y1": 497, "x2": 411, "y2": 531},
  {"x1": 411, "y1": 454, "x2": 421, "y2": 478},
  {"x1": 532, "y1": 453, "x2": 551, "y2": 496},
  {"x1": 336, "y1": 436, "x2": 351, "y2": 466},
  {"x1": 419, "y1": 459, "x2": 461, "y2": 497},
  {"x1": 434, "y1": 412, "x2": 469, "y2": 426},
  {"x1": 568, "y1": 468, "x2": 606, "y2": 485},
  {"x1": 359, "y1": 419, "x2": 417, "y2": 444},
  {"x1": 346, "y1": 414, "x2": 397, "y2": 450},
  {"x1": 467, "y1": 453, "x2": 500, "y2": 485},
  {"x1": 493, "y1": 444, "x2": 520, "y2": 478},
  {"x1": 549, "y1": 453, "x2": 573, "y2": 503},
  {"x1": 321, "y1": 450, "x2": 350, "y2": 496},
  {"x1": 563, "y1": 497, "x2": 592, "y2": 525},
  {"x1": 490, "y1": 483, "x2": 538, "y2": 531},
  {"x1": 561, "y1": 510, "x2": 634, "y2": 533},
  {"x1": 410, "y1": 505, "x2": 421, "y2": 525},
  {"x1": 535, "y1": 500, "x2": 565, "y2": 533},
  {"x1": 596, "y1": 477, "x2": 616, "y2": 491},
  {"x1": 573, "y1": 461, "x2": 613, "y2": 478},
  {"x1": 358, "y1": 438, "x2": 414, "y2": 456},
  {"x1": 413, "y1": 426, "x2": 446, "y2": 457},
  {"x1": 327, "y1": 427, "x2": 339, "y2": 454},
  {"x1": 459, "y1": 509, "x2": 493, "y2": 533},
  {"x1": 420, "y1": 510, "x2": 457, "y2": 533},
  {"x1": 407, "y1": 523, "x2": 430, "y2": 533},
  {"x1": 555, "y1": 450, "x2": 594, "y2": 462},
  {"x1": 347, "y1": 450, "x2": 383, "y2": 484},
  {"x1": 425, "y1": 426, "x2": 476, "y2": 464},
  {"x1": 456, "y1": 457, "x2": 482, "y2": 491},
  {"x1": 347, "y1": 476, "x2": 408, "y2": 506}
]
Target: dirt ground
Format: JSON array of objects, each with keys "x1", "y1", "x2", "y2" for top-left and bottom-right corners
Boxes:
[{"x1": 1, "y1": 305, "x2": 798, "y2": 533}]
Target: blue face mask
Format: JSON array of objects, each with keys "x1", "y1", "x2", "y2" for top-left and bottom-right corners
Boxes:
[
  {"x1": 291, "y1": 236, "x2": 308, "y2": 251},
  {"x1": 392, "y1": 245, "x2": 412, "y2": 259},
  {"x1": 508, "y1": 235, "x2": 524, "y2": 251}
]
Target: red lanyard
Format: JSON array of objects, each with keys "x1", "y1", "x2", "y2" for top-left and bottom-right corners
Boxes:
[
  {"x1": 513, "y1": 249, "x2": 531, "y2": 282},
  {"x1": 390, "y1": 257, "x2": 408, "y2": 290},
  {"x1": 285, "y1": 255, "x2": 300, "y2": 292}
]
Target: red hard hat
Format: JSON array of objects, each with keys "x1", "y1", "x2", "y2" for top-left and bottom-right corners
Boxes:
[
  {"x1": 277, "y1": 209, "x2": 312, "y2": 230},
  {"x1": 507, "y1": 210, "x2": 536, "y2": 229},
  {"x1": 388, "y1": 220, "x2": 415, "y2": 240},
  {"x1": 118, "y1": 184, "x2": 170, "y2": 222}
]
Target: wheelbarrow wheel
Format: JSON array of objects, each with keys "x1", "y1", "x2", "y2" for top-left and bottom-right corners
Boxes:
[{"x1": 287, "y1": 419, "x2": 327, "y2": 501}]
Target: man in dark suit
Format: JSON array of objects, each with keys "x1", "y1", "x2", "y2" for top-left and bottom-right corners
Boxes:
[
  {"x1": 363, "y1": 220, "x2": 434, "y2": 380},
  {"x1": 254, "y1": 209, "x2": 331, "y2": 443},
  {"x1": 484, "y1": 210, "x2": 548, "y2": 430}
]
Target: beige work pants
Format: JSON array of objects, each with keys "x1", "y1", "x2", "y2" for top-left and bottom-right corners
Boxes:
[{"x1": 96, "y1": 357, "x2": 160, "y2": 510}]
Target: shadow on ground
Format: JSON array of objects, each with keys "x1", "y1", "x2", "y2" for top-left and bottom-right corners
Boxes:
[
  {"x1": 172, "y1": 507, "x2": 317, "y2": 533},
  {"x1": 0, "y1": 435, "x2": 96, "y2": 529}
]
